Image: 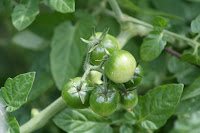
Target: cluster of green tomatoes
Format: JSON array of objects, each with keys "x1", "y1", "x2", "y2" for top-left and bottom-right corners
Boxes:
[{"x1": 62, "y1": 31, "x2": 143, "y2": 116}]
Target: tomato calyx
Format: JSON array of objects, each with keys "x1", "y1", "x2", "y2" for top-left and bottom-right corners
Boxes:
[
  {"x1": 120, "y1": 90, "x2": 138, "y2": 109},
  {"x1": 81, "y1": 28, "x2": 110, "y2": 50},
  {"x1": 95, "y1": 84, "x2": 115, "y2": 102},
  {"x1": 89, "y1": 84, "x2": 120, "y2": 116},
  {"x1": 69, "y1": 78, "x2": 94, "y2": 104}
]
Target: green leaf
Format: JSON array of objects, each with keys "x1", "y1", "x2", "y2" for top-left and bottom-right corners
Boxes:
[
  {"x1": 117, "y1": 0, "x2": 182, "y2": 20},
  {"x1": 140, "y1": 30, "x2": 167, "y2": 62},
  {"x1": 0, "y1": 91, "x2": 6, "y2": 108},
  {"x1": 49, "y1": 0, "x2": 75, "y2": 13},
  {"x1": 133, "y1": 84, "x2": 184, "y2": 130},
  {"x1": 53, "y1": 108, "x2": 112, "y2": 133},
  {"x1": 96, "y1": 15, "x2": 120, "y2": 37},
  {"x1": 191, "y1": 14, "x2": 200, "y2": 33},
  {"x1": 171, "y1": 112, "x2": 200, "y2": 133},
  {"x1": 6, "y1": 114, "x2": 20, "y2": 133},
  {"x1": 182, "y1": 76, "x2": 200, "y2": 100},
  {"x1": 175, "y1": 77, "x2": 200, "y2": 115},
  {"x1": 50, "y1": 16, "x2": 96, "y2": 90},
  {"x1": 174, "y1": 95, "x2": 200, "y2": 115},
  {"x1": 0, "y1": 0, "x2": 3, "y2": 13},
  {"x1": 181, "y1": 51, "x2": 200, "y2": 66},
  {"x1": 11, "y1": 0, "x2": 39, "y2": 31},
  {"x1": 168, "y1": 56, "x2": 200, "y2": 85},
  {"x1": 187, "y1": 0, "x2": 200, "y2": 2},
  {"x1": 29, "y1": 12, "x2": 74, "y2": 39},
  {"x1": 141, "y1": 53, "x2": 168, "y2": 87},
  {"x1": 0, "y1": 72, "x2": 35, "y2": 112},
  {"x1": 120, "y1": 124, "x2": 133, "y2": 133},
  {"x1": 28, "y1": 50, "x2": 53, "y2": 101},
  {"x1": 4, "y1": 0, "x2": 13, "y2": 16},
  {"x1": 153, "y1": 16, "x2": 168, "y2": 30},
  {"x1": 151, "y1": 0, "x2": 187, "y2": 19},
  {"x1": 12, "y1": 30, "x2": 47, "y2": 50}
]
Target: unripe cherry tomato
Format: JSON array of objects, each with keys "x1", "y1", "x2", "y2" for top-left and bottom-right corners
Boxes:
[
  {"x1": 124, "y1": 65, "x2": 143, "y2": 88},
  {"x1": 62, "y1": 77, "x2": 93, "y2": 109},
  {"x1": 104, "y1": 50, "x2": 136, "y2": 83},
  {"x1": 89, "y1": 85, "x2": 120, "y2": 116},
  {"x1": 90, "y1": 32, "x2": 120, "y2": 65},
  {"x1": 120, "y1": 91, "x2": 138, "y2": 108}
]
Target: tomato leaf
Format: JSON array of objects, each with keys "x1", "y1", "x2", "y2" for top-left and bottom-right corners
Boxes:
[
  {"x1": 182, "y1": 77, "x2": 200, "y2": 100},
  {"x1": 0, "y1": 114, "x2": 20, "y2": 133},
  {"x1": 0, "y1": 0, "x2": 3, "y2": 13},
  {"x1": 175, "y1": 77, "x2": 200, "y2": 115},
  {"x1": 133, "y1": 84, "x2": 183, "y2": 130},
  {"x1": 191, "y1": 14, "x2": 200, "y2": 33},
  {"x1": 11, "y1": 0, "x2": 39, "y2": 31},
  {"x1": 0, "y1": 72, "x2": 35, "y2": 112},
  {"x1": 28, "y1": 50, "x2": 53, "y2": 101},
  {"x1": 181, "y1": 52, "x2": 200, "y2": 66},
  {"x1": 117, "y1": 0, "x2": 182, "y2": 20},
  {"x1": 6, "y1": 114, "x2": 20, "y2": 133},
  {"x1": 4, "y1": 0, "x2": 13, "y2": 16},
  {"x1": 49, "y1": 0, "x2": 75, "y2": 13},
  {"x1": 168, "y1": 56, "x2": 200, "y2": 85},
  {"x1": 50, "y1": 15, "x2": 96, "y2": 90},
  {"x1": 171, "y1": 112, "x2": 200, "y2": 133},
  {"x1": 140, "y1": 30, "x2": 167, "y2": 62},
  {"x1": 175, "y1": 95, "x2": 200, "y2": 115},
  {"x1": 12, "y1": 30, "x2": 47, "y2": 50},
  {"x1": 119, "y1": 124, "x2": 133, "y2": 133},
  {"x1": 53, "y1": 108, "x2": 112, "y2": 133},
  {"x1": 153, "y1": 16, "x2": 168, "y2": 30}
]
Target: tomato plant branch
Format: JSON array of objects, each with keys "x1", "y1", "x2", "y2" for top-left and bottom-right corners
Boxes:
[
  {"x1": 194, "y1": 33, "x2": 200, "y2": 42},
  {"x1": 164, "y1": 46, "x2": 181, "y2": 58},
  {"x1": 108, "y1": 0, "x2": 124, "y2": 23},
  {"x1": 104, "y1": 2, "x2": 199, "y2": 48},
  {"x1": 20, "y1": 97, "x2": 66, "y2": 133},
  {"x1": 125, "y1": 14, "x2": 197, "y2": 47},
  {"x1": 164, "y1": 46, "x2": 200, "y2": 68}
]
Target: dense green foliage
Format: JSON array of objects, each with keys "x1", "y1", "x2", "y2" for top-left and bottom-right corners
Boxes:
[{"x1": 0, "y1": 0, "x2": 200, "y2": 133}]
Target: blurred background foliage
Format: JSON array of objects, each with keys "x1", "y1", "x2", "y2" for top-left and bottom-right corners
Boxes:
[{"x1": 1, "y1": 0, "x2": 200, "y2": 132}]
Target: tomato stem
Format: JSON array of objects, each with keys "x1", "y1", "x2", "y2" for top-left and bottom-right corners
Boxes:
[
  {"x1": 80, "y1": 66, "x2": 91, "y2": 90},
  {"x1": 106, "y1": 1, "x2": 199, "y2": 48},
  {"x1": 102, "y1": 70, "x2": 108, "y2": 94},
  {"x1": 20, "y1": 97, "x2": 66, "y2": 133},
  {"x1": 108, "y1": 0, "x2": 124, "y2": 23}
]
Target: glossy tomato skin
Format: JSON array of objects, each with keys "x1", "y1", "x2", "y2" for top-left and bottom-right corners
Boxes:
[
  {"x1": 90, "y1": 32, "x2": 120, "y2": 66},
  {"x1": 62, "y1": 77, "x2": 93, "y2": 109},
  {"x1": 120, "y1": 91, "x2": 138, "y2": 108},
  {"x1": 89, "y1": 85, "x2": 120, "y2": 116},
  {"x1": 104, "y1": 50, "x2": 136, "y2": 83},
  {"x1": 124, "y1": 65, "x2": 143, "y2": 88}
]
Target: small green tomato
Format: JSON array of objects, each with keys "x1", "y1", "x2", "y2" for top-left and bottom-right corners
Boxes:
[
  {"x1": 89, "y1": 85, "x2": 120, "y2": 116},
  {"x1": 62, "y1": 77, "x2": 93, "y2": 109},
  {"x1": 90, "y1": 32, "x2": 120, "y2": 66},
  {"x1": 104, "y1": 50, "x2": 136, "y2": 83},
  {"x1": 124, "y1": 65, "x2": 143, "y2": 88},
  {"x1": 120, "y1": 91, "x2": 138, "y2": 108}
]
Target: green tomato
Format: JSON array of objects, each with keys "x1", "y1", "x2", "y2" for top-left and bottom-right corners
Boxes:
[
  {"x1": 90, "y1": 32, "x2": 120, "y2": 66},
  {"x1": 87, "y1": 70, "x2": 103, "y2": 84},
  {"x1": 62, "y1": 77, "x2": 93, "y2": 109},
  {"x1": 120, "y1": 91, "x2": 138, "y2": 108},
  {"x1": 104, "y1": 50, "x2": 136, "y2": 83},
  {"x1": 90, "y1": 85, "x2": 120, "y2": 116},
  {"x1": 124, "y1": 65, "x2": 143, "y2": 88}
]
